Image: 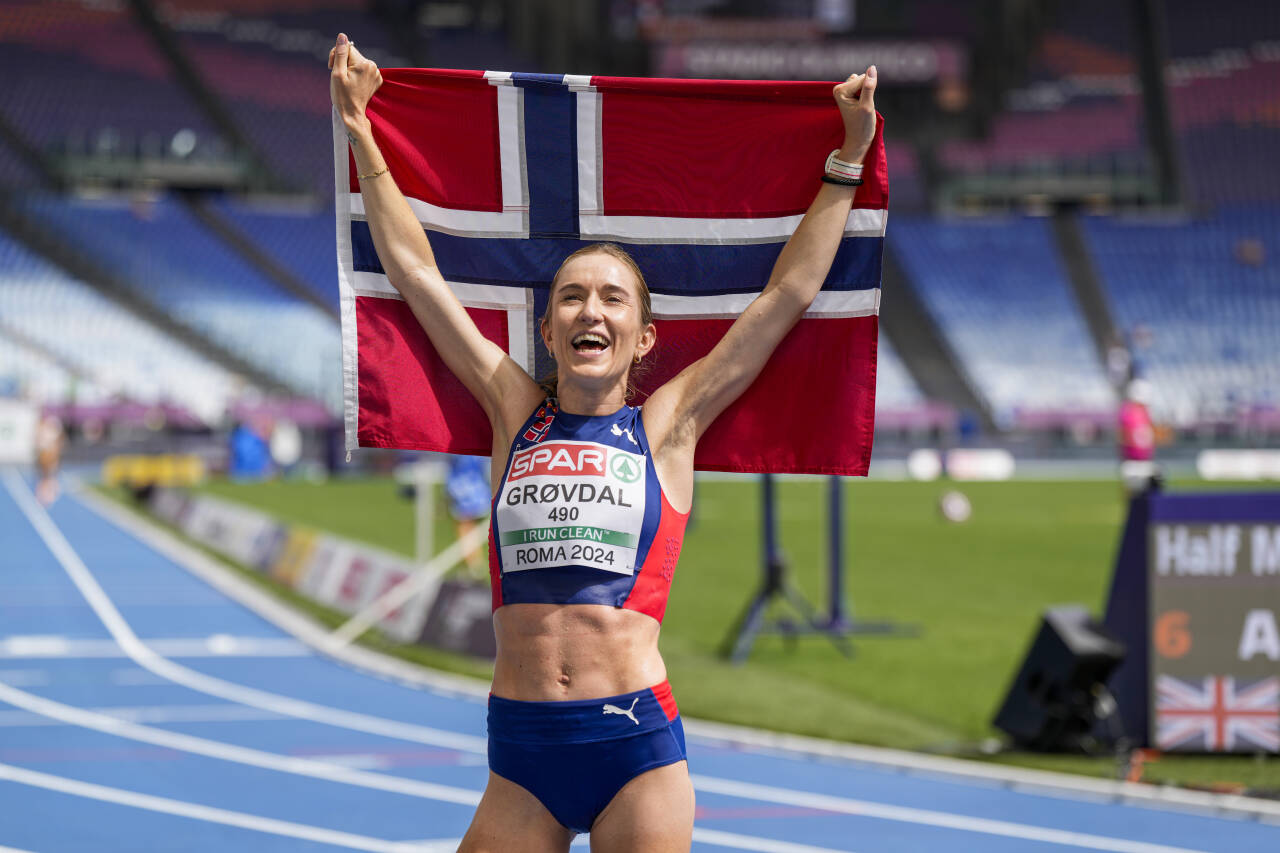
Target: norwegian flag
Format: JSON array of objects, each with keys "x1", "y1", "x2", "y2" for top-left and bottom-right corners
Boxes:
[
  {"x1": 1155, "y1": 675, "x2": 1279, "y2": 753},
  {"x1": 333, "y1": 69, "x2": 887, "y2": 474}
]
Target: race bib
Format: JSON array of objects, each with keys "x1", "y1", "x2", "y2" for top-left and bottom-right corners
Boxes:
[{"x1": 496, "y1": 440, "x2": 647, "y2": 575}]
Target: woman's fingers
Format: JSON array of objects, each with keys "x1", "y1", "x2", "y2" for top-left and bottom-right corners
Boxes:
[
  {"x1": 331, "y1": 33, "x2": 350, "y2": 79},
  {"x1": 833, "y1": 66, "x2": 876, "y2": 111},
  {"x1": 833, "y1": 73, "x2": 863, "y2": 103},
  {"x1": 330, "y1": 32, "x2": 383, "y2": 115},
  {"x1": 859, "y1": 65, "x2": 877, "y2": 111}
]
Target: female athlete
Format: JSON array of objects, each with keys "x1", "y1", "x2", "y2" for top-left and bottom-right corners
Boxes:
[{"x1": 330, "y1": 32, "x2": 878, "y2": 853}]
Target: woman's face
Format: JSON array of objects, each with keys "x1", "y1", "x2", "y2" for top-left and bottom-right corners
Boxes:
[{"x1": 541, "y1": 253, "x2": 655, "y2": 394}]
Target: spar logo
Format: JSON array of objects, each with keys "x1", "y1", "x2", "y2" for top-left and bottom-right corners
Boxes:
[
  {"x1": 509, "y1": 442, "x2": 606, "y2": 481},
  {"x1": 610, "y1": 454, "x2": 641, "y2": 483}
]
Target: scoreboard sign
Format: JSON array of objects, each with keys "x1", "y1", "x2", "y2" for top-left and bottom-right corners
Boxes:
[{"x1": 1104, "y1": 492, "x2": 1280, "y2": 753}]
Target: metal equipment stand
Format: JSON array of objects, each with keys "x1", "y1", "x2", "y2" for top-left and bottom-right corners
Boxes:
[{"x1": 721, "y1": 474, "x2": 917, "y2": 664}]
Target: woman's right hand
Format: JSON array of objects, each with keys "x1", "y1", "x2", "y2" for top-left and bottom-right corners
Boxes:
[{"x1": 329, "y1": 33, "x2": 383, "y2": 126}]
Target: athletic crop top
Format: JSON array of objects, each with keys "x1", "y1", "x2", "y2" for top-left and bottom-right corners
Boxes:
[{"x1": 488, "y1": 400, "x2": 689, "y2": 623}]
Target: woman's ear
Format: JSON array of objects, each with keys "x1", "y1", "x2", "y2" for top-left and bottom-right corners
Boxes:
[
  {"x1": 636, "y1": 323, "x2": 657, "y2": 359},
  {"x1": 540, "y1": 316, "x2": 553, "y2": 357}
]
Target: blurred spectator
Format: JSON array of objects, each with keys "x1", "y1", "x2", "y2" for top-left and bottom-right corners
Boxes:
[
  {"x1": 228, "y1": 420, "x2": 271, "y2": 481},
  {"x1": 1118, "y1": 378, "x2": 1159, "y2": 495},
  {"x1": 445, "y1": 455, "x2": 490, "y2": 576},
  {"x1": 34, "y1": 412, "x2": 64, "y2": 506}
]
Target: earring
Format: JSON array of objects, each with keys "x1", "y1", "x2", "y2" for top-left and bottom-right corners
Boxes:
[{"x1": 633, "y1": 354, "x2": 642, "y2": 364}]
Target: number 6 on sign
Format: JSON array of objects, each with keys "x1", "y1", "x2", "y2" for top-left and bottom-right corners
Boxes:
[{"x1": 1155, "y1": 610, "x2": 1192, "y2": 658}]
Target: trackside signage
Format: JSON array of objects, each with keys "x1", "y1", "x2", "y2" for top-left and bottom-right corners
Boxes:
[
  {"x1": 1145, "y1": 496, "x2": 1280, "y2": 754},
  {"x1": 146, "y1": 488, "x2": 433, "y2": 643}
]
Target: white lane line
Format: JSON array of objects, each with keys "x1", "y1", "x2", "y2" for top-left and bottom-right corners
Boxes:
[
  {"x1": 0, "y1": 635, "x2": 312, "y2": 659},
  {"x1": 691, "y1": 776, "x2": 1214, "y2": 853},
  {"x1": 6, "y1": 483, "x2": 874, "y2": 853},
  {"x1": 0, "y1": 761, "x2": 447, "y2": 853},
  {"x1": 691, "y1": 828, "x2": 854, "y2": 853},
  {"x1": 0, "y1": 680, "x2": 844, "y2": 853},
  {"x1": 0, "y1": 676, "x2": 481, "y2": 807},
  {"x1": 10, "y1": 476, "x2": 1252, "y2": 852},
  {"x1": 75, "y1": 484, "x2": 490, "y2": 702},
  {"x1": 73, "y1": 478, "x2": 1280, "y2": 826},
  {"x1": 0, "y1": 703, "x2": 286, "y2": 728},
  {"x1": 2, "y1": 471, "x2": 486, "y2": 755},
  {"x1": 403, "y1": 835, "x2": 850, "y2": 853}
]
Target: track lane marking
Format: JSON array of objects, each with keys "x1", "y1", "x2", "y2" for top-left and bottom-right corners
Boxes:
[
  {"x1": 691, "y1": 830, "x2": 855, "y2": 853},
  {"x1": 3, "y1": 487, "x2": 869, "y2": 853},
  {"x1": 0, "y1": 676, "x2": 858, "y2": 853},
  {"x1": 2, "y1": 475, "x2": 1253, "y2": 852},
  {"x1": 74, "y1": 483, "x2": 1280, "y2": 827},
  {"x1": 2, "y1": 471, "x2": 486, "y2": 755},
  {"x1": 0, "y1": 635, "x2": 312, "y2": 659},
  {"x1": 0, "y1": 678, "x2": 481, "y2": 805},
  {"x1": 691, "y1": 776, "x2": 1214, "y2": 853},
  {"x1": 0, "y1": 761, "x2": 452, "y2": 853},
  {"x1": 0, "y1": 703, "x2": 285, "y2": 728}
]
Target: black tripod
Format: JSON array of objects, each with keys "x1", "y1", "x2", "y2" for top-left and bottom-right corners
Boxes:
[{"x1": 721, "y1": 474, "x2": 916, "y2": 664}]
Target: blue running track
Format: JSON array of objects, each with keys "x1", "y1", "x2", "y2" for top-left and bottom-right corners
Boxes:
[{"x1": 1, "y1": 470, "x2": 1277, "y2": 852}]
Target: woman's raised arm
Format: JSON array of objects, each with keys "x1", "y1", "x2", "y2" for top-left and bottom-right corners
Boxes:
[
  {"x1": 329, "y1": 34, "x2": 542, "y2": 446},
  {"x1": 644, "y1": 67, "x2": 879, "y2": 463}
]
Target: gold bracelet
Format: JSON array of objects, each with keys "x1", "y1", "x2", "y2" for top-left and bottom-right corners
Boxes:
[{"x1": 357, "y1": 166, "x2": 389, "y2": 181}]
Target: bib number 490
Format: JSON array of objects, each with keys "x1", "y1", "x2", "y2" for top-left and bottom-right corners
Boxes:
[{"x1": 548, "y1": 506, "x2": 579, "y2": 522}]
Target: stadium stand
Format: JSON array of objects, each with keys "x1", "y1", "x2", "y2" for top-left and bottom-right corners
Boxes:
[
  {"x1": 15, "y1": 194, "x2": 341, "y2": 410},
  {"x1": 0, "y1": 230, "x2": 243, "y2": 423},
  {"x1": 0, "y1": 335, "x2": 81, "y2": 405},
  {"x1": 0, "y1": 1, "x2": 227, "y2": 173},
  {"x1": 154, "y1": 0, "x2": 407, "y2": 195},
  {"x1": 938, "y1": 0, "x2": 1280, "y2": 208},
  {"x1": 884, "y1": 141, "x2": 927, "y2": 212},
  {"x1": 1081, "y1": 204, "x2": 1280, "y2": 427},
  {"x1": 0, "y1": 140, "x2": 40, "y2": 189},
  {"x1": 873, "y1": 334, "x2": 924, "y2": 410},
  {"x1": 889, "y1": 214, "x2": 1114, "y2": 426},
  {"x1": 938, "y1": 0, "x2": 1142, "y2": 179},
  {"x1": 1161, "y1": 1, "x2": 1280, "y2": 206},
  {"x1": 211, "y1": 197, "x2": 338, "y2": 309}
]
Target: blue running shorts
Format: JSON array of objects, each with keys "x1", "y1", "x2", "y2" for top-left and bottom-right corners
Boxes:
[{"x1": 487, "y1": 680, "x2": 687, "y2": 833}]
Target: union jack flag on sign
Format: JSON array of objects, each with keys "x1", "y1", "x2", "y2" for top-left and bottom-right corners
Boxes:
[
  {"x1": 1155, "y1": 675, "x2": 1279, "y2": 753},
  {"x1": 333, "y1": 69, "x2": 887, "y2": 475}
]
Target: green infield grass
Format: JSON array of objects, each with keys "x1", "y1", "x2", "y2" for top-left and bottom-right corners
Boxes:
[{"x1": 114, "y1": 475, "x2": 1277, "y2": 793}]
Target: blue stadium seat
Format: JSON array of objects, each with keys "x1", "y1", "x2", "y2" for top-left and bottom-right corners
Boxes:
[
  {"x1": 15, "y1": 194, "x2": 340, "y2": 410},
  {"x1": 874, "y1": 334, "x2": 924, "y2": 410},
  {"x1": 1082, "y1": 205, "x2": 1280, "y2": 423},
  {"x1": 213, "y1": 198, "x2": 338, "y2": 308},
  {"x1": 889, "y1": 215, "x2": 1113, "y2": 424},
  {"x1": 0, "y1": 230, "x2": 243, "y2": 419}
]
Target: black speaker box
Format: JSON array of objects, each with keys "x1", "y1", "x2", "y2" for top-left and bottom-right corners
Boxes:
[{"x1": 993, "y1": 606, "x2": 1126, "y2": 752}]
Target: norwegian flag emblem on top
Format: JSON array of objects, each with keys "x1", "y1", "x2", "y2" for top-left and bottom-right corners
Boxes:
[
  {"x1": 1155, "y1": 675, "x2": 1279, "y2": 753},
  {"x1": 334, "y1": 70, "x2": 888, "y2": 475}
]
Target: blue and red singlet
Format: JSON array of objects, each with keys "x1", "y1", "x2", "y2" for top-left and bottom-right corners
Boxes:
[{"x1": 488, "y1": 400, "x2": 688, "y2": 621}]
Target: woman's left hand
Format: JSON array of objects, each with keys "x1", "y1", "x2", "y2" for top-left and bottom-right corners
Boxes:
[{"x1": 832, "y1": 65, "x2": 877, "y2": 165}]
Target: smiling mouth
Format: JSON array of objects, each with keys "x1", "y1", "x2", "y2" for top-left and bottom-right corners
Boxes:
[{"x1": 571, "y1": 332, "x2": 610, "y2": 354}]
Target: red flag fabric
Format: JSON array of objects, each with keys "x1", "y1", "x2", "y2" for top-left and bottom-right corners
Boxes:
[{"x1": 334, "y1": 69, "x2": 887, "y2": 475}]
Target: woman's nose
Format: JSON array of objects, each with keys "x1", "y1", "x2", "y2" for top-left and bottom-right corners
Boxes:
[{"x1": 578, "y1": 294, "x2": 604, "y2": 321}]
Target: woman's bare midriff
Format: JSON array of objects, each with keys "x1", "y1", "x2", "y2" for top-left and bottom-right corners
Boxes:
[{"x1": 491, "y1": 603, "x2": 666, "y2": 701}]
